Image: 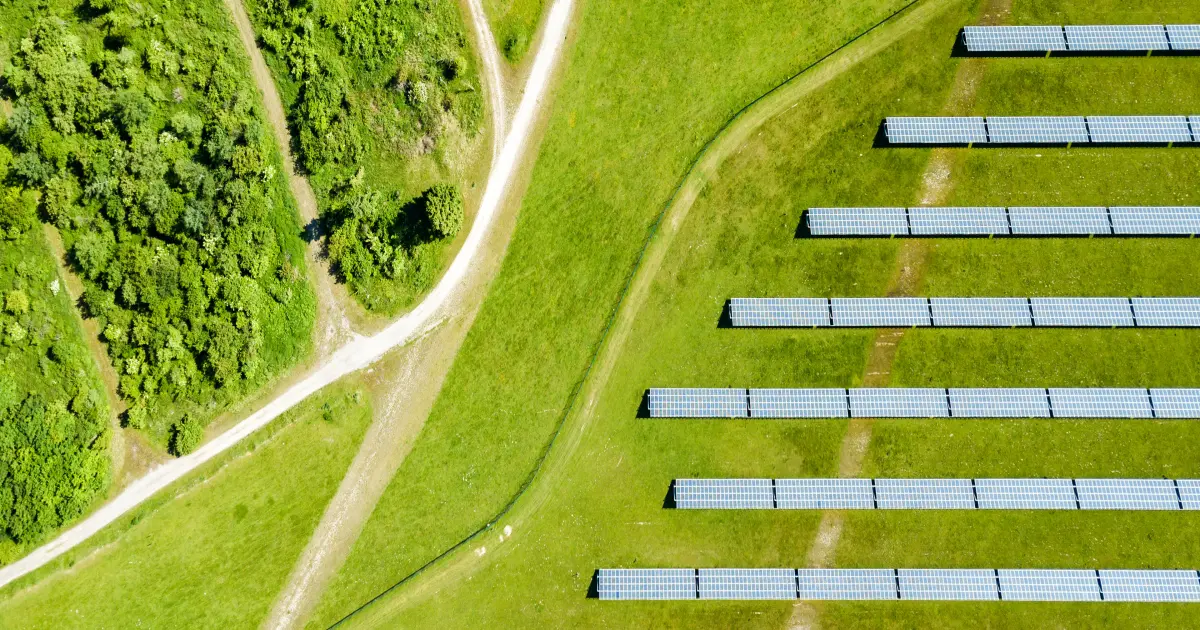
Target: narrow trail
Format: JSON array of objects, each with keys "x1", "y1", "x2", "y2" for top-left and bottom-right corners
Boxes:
[
  {"x1": 791, "y1": 0, "x2": 1011, "y2": 625},
  {"x1": 261, "y1": 2, "x2": 510, "y2": 626},
  {"x1": 333, "y1": 2, "x2": 967, "y2": 626},
  {"x1": 0, "y1": 0, "x2": 572, "y2": 594}
]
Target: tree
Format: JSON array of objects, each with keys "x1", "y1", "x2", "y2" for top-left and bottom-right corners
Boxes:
[
  {"x1": 425, "y1": 183, "x2": 463, "y2": 238},
  {"x1": 169, "y1": 414, "x2": 203, "y2": 456}
]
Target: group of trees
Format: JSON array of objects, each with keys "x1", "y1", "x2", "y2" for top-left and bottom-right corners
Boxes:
[{"x1": 2, "y1": 4, "x2": 313, "y2": 448}]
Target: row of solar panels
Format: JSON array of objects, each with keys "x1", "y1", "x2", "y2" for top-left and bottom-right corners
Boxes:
[
  {"x1": 962, "y1": 24, "x2": 1200, "y2": 53},
  {"x1": 596, "y1": 568, "x2": 1200, "y2": 601},
  {"x1": 728, "y1": 297, "x2": 1200, "y2": 328},
  {"x1": 645, "y1": 388, "x2": 1200, "y2": 418},
  {"x1": 806, "y1": 206, "x2": 1200, "y2": 236},
  {"x1": 884, "y1": 116, "x2": 1200, "y2": 145},
  {"x1": 673, "y1": 478, "x2": 1199, "y2": 510}
]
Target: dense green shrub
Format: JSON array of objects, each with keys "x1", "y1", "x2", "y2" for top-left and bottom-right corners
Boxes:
[
  {"x1": 169, "y1": 414, "x2": 203, "y2": 455},
  {"x1": 425, "y1": 183, "x2": 463, "y2": 238}
]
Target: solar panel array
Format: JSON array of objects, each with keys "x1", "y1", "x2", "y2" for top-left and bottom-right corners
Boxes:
[
  {"x1": 727, "y1": 297, "x2": 1200, "y2": 328},
  {"x1": 806, "y1": 206, "x2": 1200, "y2": 237},
  {"x1": 649, "y1": 388, "x2": 1200, "y2": 418},
  {"x1": 883, "y1": 116, "x2": 1200, "y2": 145},
  {"x1": 674, "y1": 478, "x2": 1200, "y2": 511},
  {"x1": 963, "y1": 24, "x2": 1200, "y2": 53},
  {"x1": 646, "y1": 388, "x2": 748, "y2": 418},
  {"x1": 598, "y1": 568, "x2": 1200, "y2": 601}
]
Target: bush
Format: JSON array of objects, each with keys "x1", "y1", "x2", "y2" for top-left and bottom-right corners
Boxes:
[
  {"x1": 425, "y1": 183, "x2": 463, "y2": 238},
  {"x1": 169, "y1": 414, "x2": 204, "y2": 456}
]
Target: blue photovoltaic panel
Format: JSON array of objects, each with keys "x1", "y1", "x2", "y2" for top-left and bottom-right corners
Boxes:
[
  {"x1": 885, "y1": 117, "x2": 987, "y2": 144},
  {"x1": 1030, "y1": 298, "x2": 1134, "y2": 327},
  {"x1": 1098, "y1": 570, "x2": 1200, "y2": 602},
  {"x1": 948, "y1": 388, "x2": 1050, "y2": 418},
  {"x1": 1149, "y1": 389, "x2": 1200, "y2": 419},
  {"x1": 807, "y1": 207, "x2": 908, "y2": 236},
  {"x1": 596, "y1": 569, "x2": 696, "y2": 600},
  {"x1": 1048, "y1": 388, "x2": 1152, "y2": 418},
  {"x1": 961, "y1": 26, "x2": 1067, "y2": 52},
  {"x1": 874, "y1": 478, "x2": 974, "y2": 509},
  {"x1": 1109, "y1": 206, "x2": 1200, "y2": 235},
  {"x1": 930, "y1": 298, "x2": 1033, "y2": 327},
  {"x1": 907, "y1": 206, "x2": 1008, "y2": 236},
  {"x1": 997, "y1": 570, "x2": 1101, "y2": 601},
  {"x1": 1087, "y1": 116, "x2": 1191, "y2": 143},
  {"x1": 974, "y1": 478, "x2": 1077, "y2": 509},
  {"x1": 698, "y1": 569, "x2": 797, "y2": 600},
  {"x1": 1167, "y1": 25, "x2": 1200, "y2": 50},
  {"x1": 1178, "y1": 480, "x2": 1200, "y2": 510},
  {"x1": 796, "y1": 569, "x2": 898, "y2": 600},
  {"x1": 831, "y1": 298, "x2": 931, "y2": 327},
  {"x1": 987, "y1": 116, "x2": 1088, "y2": 144},
  {"x1": 647, "y1": 388, "x2": 747, "y2": 418},
  {"x1": 1075, "y1": 479, "x2": 1180, "y2": 510},
  {"x1": 1065, "y1": 25, "x2": 1170, "y2": 51},
  {"x1": 849, "y1": 388, "x2": 949, "y2": 418},
  {"x1": 775, "y1": 478, "x2": 874, "y2": 509},
  {"x1": 1008, "y1": 206, "x2": 1110, "y2": 235},
  {"x1": 1131, "y1": 298, "x2": 1200, "y2": 327},
  {"x1": 898, "y1": 569, "x2": 999, "y2": 601},
  {"x1": 749, "y1": 389, "x2": 849, "y2": 419},
  {"x1": 728, "y1": 298, "x2": 831, "y2": 327},
  {"x1": 673, "y1": 479, "x2": 774, "y2": 509},
  {"x1": 1192, "y1": 116, "x2": 1200, "y2": 141}
]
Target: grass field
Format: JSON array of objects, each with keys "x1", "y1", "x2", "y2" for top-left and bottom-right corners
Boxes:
[
  {"x1": 485, "y1": 0, "x2": 545, "y2": 61},
  {"x1": 333, "y1": 0, "x2": 1200, "y2": 626},
  {"x1": 0, "y1": 381, "x2": 371, "y2": 629}
]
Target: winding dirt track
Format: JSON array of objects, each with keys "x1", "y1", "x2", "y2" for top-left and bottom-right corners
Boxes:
[{"x1": 0, "y1": 0, "x2": 569, "y2": 593}]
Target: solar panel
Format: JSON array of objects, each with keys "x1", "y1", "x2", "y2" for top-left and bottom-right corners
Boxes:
[
  {"x1": 1098, "y1": 570, "x2": 1200, "y2": 602},
  {"x1": 1131, "y1": 297, "x2": 1200, "y2": 327},
  {"x1": 1075, "y1": 479, "x2": 1180, "y2": 510},
  {"x1": 898, "y1": 569, "x2": 999, "y2": 601},
  {"x1": 1167, "y1": 25, "x2": 1200, "y2": 50},
  {"x1": 997, "y1": 570, "x2": 1101, "y2": 601},
  {"x1": 1065, "y1": 25, "x2": 1170, "y2": 51},
  {"x1": 874, "y1": 478, "x2": 974, "y2": 509},
  {"x1": 749, "y1": 389, "x2": 849, "y2": 419},
  {"x1": 1087, "y1": 116, "x2": 1191, "y2": 143},
  {"x1": 796, "y1": 569, "x2": 898, "y2": 600},
  {"x1": 673, "y1": 479, "x2": 775, "y2": 509},
  {"x1": 907, "y1": 206, "x2": 1008, "y2": 236},
  {"x1": 1048, "y1": 388, "x2": 1152, "y2": 418},
  {"x1": 830, "y1": 298, "x2": 931, "y2": 327},
  {"x1": 1109, "y1": 206, "x2": 1200, "y2": 235},
  {"x1": 775, "y1": 478, "x2": 874, "y2": 509},
  {"x1": 1178, "y1": 479, "x2": 1200, "y2": 510},
  {"x1": 1030, "y1": 298, "x2": 1134, "y2": 327},
  {"x1": 646, "y1": 388, "x2": 748, "y2": 418},
  {"x1": 884, "y1": 117, "x2": 987, "y2": 144},
  {"x1": 849, "y1": 388, "x2": 949, "y2": 418},
  {"x1": 698, "y1": 569, "x2": 797, "y2": 600},
  {"x1": 961, "y1": 26, "x2": 1068, "y2": 52},
  {"x1": 1192, "y1": 115, "x2": 1200, "y2": 142},
  {"x1": 1149, "y1": 389, "x2": 1200, "y2": 419},
  {"x1": 930, "y1": 298, "x2": 1033, "y2": 327},
  {"x1": 1007, "y1": 206, "x2": 1111, "y2": 235},
  {"x1": 596, "y1": 569, "x2": 697, "y2": 600},
  {"x1": 728, "y1": 298, "x2": 831, "y2": 327},
  {"x1": 806, "y1": 207, "x2": 908, "y2": 236},
  {"x1": 974, "y1": 478, "x2": 1077, "y2": 509},
  {"x1": 987, "y1": 116, "x2": 1088, "y2": 144},
  {"x1": 948, "y1": 388, "x2": 1051, "y2": 418}
]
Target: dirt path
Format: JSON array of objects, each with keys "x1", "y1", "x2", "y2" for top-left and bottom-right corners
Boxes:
[
  {"x1": 336, "y1": 2, "x2": 969, "y2": 625},
  {"x1": 222, "y1": 0, "x2": 359, "y2": 358},
  {"x1": 260, "y1": 2, "x2": 510, "y2": 626}
]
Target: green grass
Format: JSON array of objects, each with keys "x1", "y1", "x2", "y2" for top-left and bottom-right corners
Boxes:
[
  {"x1": 330, "y1": 0, "x2": 1200, "y2": 626},
  {"x1": 0, "y1": 381, "x2": 371, "y2": 629},
  {"x1": 485, "y1": 0, "x2": 545, "y2": 62}
]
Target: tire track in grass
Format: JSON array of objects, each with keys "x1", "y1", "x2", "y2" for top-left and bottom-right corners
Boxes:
[
  {"x1": 791, "y1": 0, "x2": 1012, "y2": 625},
  {"x1": 328, "y1": 1, "x2": 968, "y2": 626}
]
